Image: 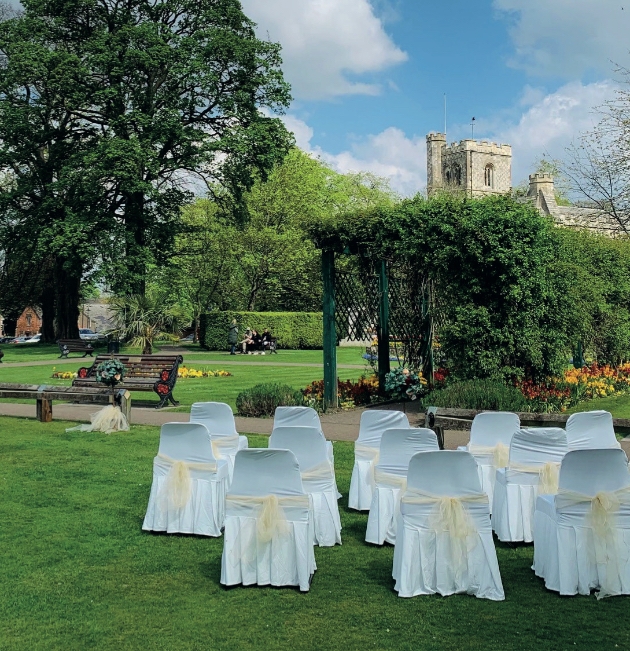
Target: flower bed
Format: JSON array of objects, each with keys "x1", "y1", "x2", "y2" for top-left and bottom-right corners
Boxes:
[
  {"x1": 52, "y1": 370, "x2": 77, "y2": 379},
  {"x1": 178, "y1": 366, "x2": 232, "y2": 378},
  {"x1": 517, "y1": 362, "x2": 630, "y2": 412},
  {"x1": 302, "y1": 375, "x2": 380, "y2": 410}
]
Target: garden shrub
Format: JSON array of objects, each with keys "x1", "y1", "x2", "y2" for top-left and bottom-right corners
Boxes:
[
  {"x1": 200, "y1": 311, "x2": 322, "y2": 350},
  {"x1": 236, "y1": 383, "x2": 304, "y2": 417},
  {"x1": 425, "y1": 379, "x2": 529, "y2": 412}
]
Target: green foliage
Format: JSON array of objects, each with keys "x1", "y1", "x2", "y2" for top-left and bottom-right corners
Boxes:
[
  {"x1": 200, "y1": 311, "x2": 323, "y2": 350},
  {"x1": 235, "y1": 382, "x2": 303, "y2": 417},
  {"x1": 426, "y1": 379, "x2": 529, "y2": 411}
]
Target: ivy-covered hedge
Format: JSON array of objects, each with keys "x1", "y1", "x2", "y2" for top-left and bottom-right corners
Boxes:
[{"x1": 199, "y1": 311, "x2": 323, "y2": 350}]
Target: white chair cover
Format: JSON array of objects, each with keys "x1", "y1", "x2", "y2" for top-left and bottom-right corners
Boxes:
[
  {"x1": 142, "y1": 422, "x2": 229, "y2": 536},
  {"x1": 269, "y1": 426, "x2": 342, "y2": 546},
  {"x1": 392, "y1": 451, "x2": 504, "y2": 600},
  {"x1": 365, "y1": 428, "x2": 439, "y2": 545},
  {"x1": 460, "y1": 411, "x2": 520, "y2": 513},
  {"x1": 220, "y1": 449, "x2": 316, "y2": 591},
  {"x1": 492, "y1": 427, "x2": 568, "y2": 542},
  {"x1": 273, "y1": 405, "x2": 334, "y2": 462},
  {"x1": 565, "y1": 410, "x2": 620, "y2": 450},
  {"x1": 533, "y1": 448, "x2": 630, "y2": 598},
  {"x1": 190, "y1": 402, "x2": 248, "y2": 481},
  {"x1": 349, "y1": 410, "x2": 409, "y2": 511}
]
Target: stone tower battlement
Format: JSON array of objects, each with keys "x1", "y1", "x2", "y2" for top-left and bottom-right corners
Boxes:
[{"x1": 426, "y1": 132, "x2": 512, "y2": 197}]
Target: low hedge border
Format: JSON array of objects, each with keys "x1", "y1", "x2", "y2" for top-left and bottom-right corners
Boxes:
[{"x1": 199, "y1": 311, "x2": 323, "y2": 350}]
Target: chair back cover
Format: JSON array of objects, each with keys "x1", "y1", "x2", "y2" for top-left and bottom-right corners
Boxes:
[
  {"x1": 269, "y1": 426, "x2": 328, "y2": 471},
  {"x1": 273, "y1": 406, "x2": 321, "y2": 430},
  {"x1": 190, "y1": 401, "x2": 237, "y2": 437},
  {"x1": 509, "y1": 428, "x2": 568, "y2": 465},
  {"x1": 357, "y1": 410, "x2": 409, "y2": 447},
  {"x1": 229, "y1": 449, "x2": 305, "y2": 497},
  {"x1": 469, "y1": 411, "x2": 520, "y2": 447},
  {"x1": 378, "y1": 428, "x2": 439, "y2": 476},
  {"x1": 559, "y1": 449, "x2": 630, "y2": 495},
  {"x1": 565, "y1": 410, "x2": 619, "y2": 450},
  {"x1": 157, "y1": 422, "x2": 216, "y2": 464},
  {"x1": 407, "y1": 450, "x2": 482, "y2": 496}
]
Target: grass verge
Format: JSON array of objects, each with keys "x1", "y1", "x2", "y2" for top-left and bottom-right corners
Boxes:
[{"x1": 0, "y1": 416, "x2": 629, "y2": 651}]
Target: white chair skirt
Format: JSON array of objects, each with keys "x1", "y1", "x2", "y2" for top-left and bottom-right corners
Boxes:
[
  {"x1": 474, "y1": 454, "x2": 498, "y2": 513},
  {"x1": 492, "y1": 468, "x2": 540, "y2": 543},
  {"x1": 220, "y1": 506, "x2": 316, "y2": 592},
  {"x1": 348, "y1": 457, "x2": 375, "y2": 511},
  {"x1": 365, "y1": 484, "x2": 401, "y2": 545},
  {"x1": 533, "y1": 496, "x2": 630, "y2": 596},
  {"x1": 142, "y1": 461, "x2": 228, "y2": 537},
  {"x1": 238, "y1": 436, "x2": 248, "y2": 450},
  {"x1": 303, "y1": 476, "x2": 342, "y2": 547},
  {"x1": 392, "y1": 504, "x2": 505, "y2": 600}
]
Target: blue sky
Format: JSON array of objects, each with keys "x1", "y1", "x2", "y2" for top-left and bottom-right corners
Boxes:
[{"x1": 242, "y1": 0, "x2": 630, "y2": 195}]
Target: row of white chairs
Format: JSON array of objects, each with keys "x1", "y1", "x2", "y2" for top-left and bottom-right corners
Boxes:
[{"x1": 350, "y1": 408, "x2": 628, "y2": 599}]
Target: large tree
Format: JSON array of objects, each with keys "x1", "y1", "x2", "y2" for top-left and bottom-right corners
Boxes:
[{"x1": 0, "y1": 0, "x2": 292, "y2": 337}]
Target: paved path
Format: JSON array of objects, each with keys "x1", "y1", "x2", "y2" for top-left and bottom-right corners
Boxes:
[
  {"x1": 0, "y1": 358, "x2": 365, "y2": 369},
  {"x1": 2, "y1": 399, "x2": 629, "y2": 453}
]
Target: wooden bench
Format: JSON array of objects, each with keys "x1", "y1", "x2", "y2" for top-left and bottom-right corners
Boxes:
[
  {"x1": 58, "y1": 339, "x2": 95, "y2": 358},
  {"x1": 72, "y1": 354, "x2": 183, "y2": 409},
  {"x1": 0, "y1": 383, "x2": 131, "y2": 423}
]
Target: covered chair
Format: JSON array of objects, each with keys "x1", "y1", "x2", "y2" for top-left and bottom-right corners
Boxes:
[
  {"x1": 392, "y1": 451, "x2": 504, "y2": 600},
  {"x1": 269, "y1": 426, "x2": 342, "y2": 546},
  {"x1": 273, "y1": 406, "x2": 333, "y2": 461},
  {"x1": 533, "y1": 448, "x2": 630, "y2": 598},
  {"x1": 565, "y1": 410, "x2": 620, "y2": 450},
  {"x1": 365, "y1": 428, "x2": 439, "y2": 545},
  {"x1": 142, "y1": 422, "x2": 229, "y2": 536},
  {"x1": 460, "y1": 411, "x2": 520, "y2": 513},
  {"x1": 220, "y1": 449, "x2": 316, "y2": 592},
  {"x1": 492, "y1": 427, "x2": 568, "y2": 543},
  {"x1": 349, "y1": 409, "x2": 409, "y2": 511},
  {"x1": 190, "y1": 402, "x2": 248, "y2": 481}
]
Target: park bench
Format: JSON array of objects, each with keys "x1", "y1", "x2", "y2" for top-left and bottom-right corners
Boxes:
[
  {"x1": 58, "y1": 339, "x2": 95, "y2": 358},
  {"x1": 72, "y1": 354, "x2": 183, "y2": 409},
  {"x1": 0, "y1": 383, "x2": 130, "y2": 423}
]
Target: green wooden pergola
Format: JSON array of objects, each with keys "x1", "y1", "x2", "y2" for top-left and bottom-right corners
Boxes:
[{"x1": 321, "y1": 249, "x2": 433, "y2": 410}]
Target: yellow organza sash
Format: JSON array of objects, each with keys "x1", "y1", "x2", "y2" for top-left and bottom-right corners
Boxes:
[
  {"x1": 65, "y1": 405, "x2": 129, "y2": 434},
  {"x1": 156, "y1": 453, "x2": 217, "y2": 511},
  {"x1": 211, "y1": 435, "x2": 239, "y2": 460},
  {"x1": 469, "y1": 442, "x2": 509, "y2": 468},
  {"x1": 226, "y1": 494, "x2": 310, "y2": 544},
  {"x1": 401, "y1": 488, "x2": 489, "y2": 581},
  {"x1": 556, "y1": 486, "x2": 630, "y2": 599},
  {"x1": 508, "y1": 461, "x2": 561, "y2": 494},
  {"x1": 301, "y1": 460, "x2": 335, "y2": 482},
  {"x1": 374, "y1": 469, "x2": 407, "y2": 493}
]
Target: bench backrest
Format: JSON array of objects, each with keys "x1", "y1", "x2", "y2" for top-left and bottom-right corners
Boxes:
[{"x1": 79, "y1": 354, "x2": 183, "y2": 380}]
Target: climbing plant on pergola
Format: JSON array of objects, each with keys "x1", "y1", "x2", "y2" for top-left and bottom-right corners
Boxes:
[{"x1": 311, "y1": 193, "x2": 568, "y2": 409}]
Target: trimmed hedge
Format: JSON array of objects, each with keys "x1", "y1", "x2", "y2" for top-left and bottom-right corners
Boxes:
[
  {"x1": 236, "y1": 383, "x2": 304, "y2": 417},
  {"x1": 425, "y1": 379, "x2": 529, "y2": 412},
  {"x1": 199, "y1": 311, "x2": 323, "y2": 350}
]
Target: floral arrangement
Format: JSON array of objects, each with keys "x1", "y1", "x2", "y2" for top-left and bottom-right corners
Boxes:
[
  {"x1": 384, "y1": 367, "x2": 428, "y2": 401},
  {"x1": 516, "y1": 362, "x2": 630, "y2": 412},
  {"x1": 177, "y1": 366, "x2": 232, "y2": 379},
  {"x1": 52, "y1": 370, "x2": 78, "y2": 379},
  {"x1": 302, "y1": 374, "x2": 380, "y2": 411},
  {"x1": 96, "y1": 359, "x2": 126, "y2": 387}
]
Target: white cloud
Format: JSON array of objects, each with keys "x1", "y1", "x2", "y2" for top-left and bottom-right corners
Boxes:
[
  {"x1": 494, "y1": 0, "x2": 630, "y2": 78},
  {"x1": 495, "y1": 80, "x2": 618, "y2": 184},
  {"x1": 282, "y1": 115, "x2": 426, "y2": 196},
  {"x1": 240, "y1": 0, "x2": 407, "y2": 100}
]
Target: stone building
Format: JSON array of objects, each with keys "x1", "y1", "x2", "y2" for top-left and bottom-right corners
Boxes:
[{"x1": 426, "y1": 132, "x2": 512, "y2": 197}]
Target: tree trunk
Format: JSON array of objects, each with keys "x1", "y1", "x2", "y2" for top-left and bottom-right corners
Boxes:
[
  {"x1": 40, "y1": 279, "x2": 56, "y2": 343},
  {"x1": 193, "y1": 315, "x2": 199, "y2": 343},
  {"x1": 2, "y1": 315, "x2": 18, "y2": 338},
  {"x1": 125, "y1": 192, "x2": 147, "y2": 295},
  {"x1": 53, "y1": 258, "x2": 81, "y2": 339}
]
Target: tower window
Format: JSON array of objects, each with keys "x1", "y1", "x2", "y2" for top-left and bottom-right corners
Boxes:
[
  {"x1": 484, "y1": 164, "x2": 494, "y2": 188},
  {"x1": 445, "y1": 169, "x2": 451, "y2": 184},
  {"x1": 453, "y1": 164, "x2": 462, "y2": 186}
]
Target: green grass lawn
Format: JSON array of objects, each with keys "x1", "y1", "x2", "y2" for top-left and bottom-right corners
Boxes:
[
  {"x1": 1, "y1": 416, "x2": 628, "y2": 651},
  {"x1": 0, "y1": 362, "x2": 365, "y2": 412}
]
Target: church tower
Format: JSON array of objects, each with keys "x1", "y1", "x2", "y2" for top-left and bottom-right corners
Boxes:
[{"x1": 426, "y1": 133, "x2": 512, "y2": 197}]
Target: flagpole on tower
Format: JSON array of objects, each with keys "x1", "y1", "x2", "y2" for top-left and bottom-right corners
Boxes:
[
  {"x1": 444, "y1": 93, "x2": 447, "y2": 139},
  {"x1": 471, "y1": 117, "x2": 476, "y2": 140}
]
